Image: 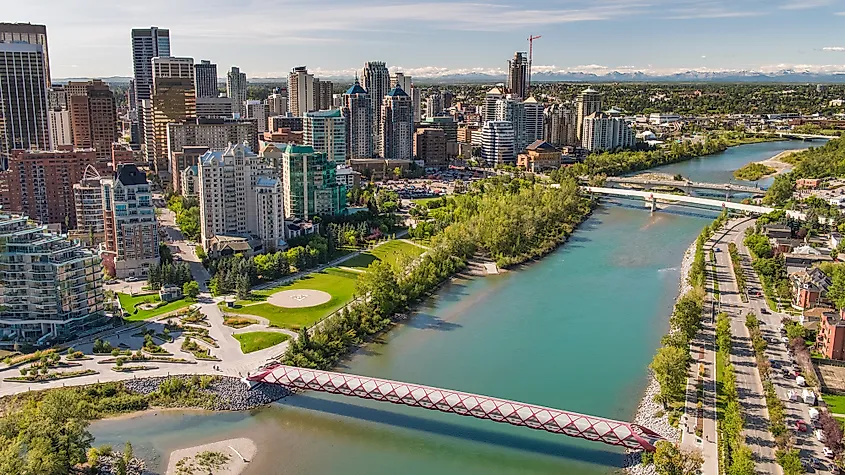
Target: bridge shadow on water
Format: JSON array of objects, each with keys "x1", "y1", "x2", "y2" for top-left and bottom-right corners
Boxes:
[
  {"x1": 277, "y1": 394, "x2": 626, "y2": 468},
  {"x1": 601, "y1": 199, "x2": 723, "y2": 220}
]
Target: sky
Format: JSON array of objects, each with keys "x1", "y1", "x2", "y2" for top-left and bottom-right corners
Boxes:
[{"x1": 7, "y1": 0, "x2": 845, "y2": 79}]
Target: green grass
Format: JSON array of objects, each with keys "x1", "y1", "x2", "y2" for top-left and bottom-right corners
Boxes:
[
  {"x1": 342, "y1": 240, "x2": 425, "y2": 270},
  {"x1": 226, "y1": 268, "x2": 359, "y2": 330},
  {"x1": 411, "y1": 197, "x2": 445, "y2": 205},
  {"x1": 824, "y1": 393, "x2": 845, "y2": 415},
  {"x1": 118, "y1": 292, "x2": 193, "y2": 321},
  {"x1": 233, "y1": 332, "x2": 290, "y2": 354},
  {"x1": 715, "y1": 351, "x2": 727, "y2": 421}
]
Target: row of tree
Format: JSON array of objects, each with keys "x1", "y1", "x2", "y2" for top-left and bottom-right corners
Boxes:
[
  {"x1": 167, "y1": 195, "x2": 200, "y2": 242},
  {"x1": 147, "y1": 262, "x2": 193, "y2": 290}
]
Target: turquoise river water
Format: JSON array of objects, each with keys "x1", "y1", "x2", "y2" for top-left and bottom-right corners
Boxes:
[{"x1": 90, "y1": 140, "x2": 813, "y2": 475}]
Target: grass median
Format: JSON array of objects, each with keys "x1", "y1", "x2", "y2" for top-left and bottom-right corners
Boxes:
[{"x1": 233, "y1": 331, "x2": 290, "y2": 354}]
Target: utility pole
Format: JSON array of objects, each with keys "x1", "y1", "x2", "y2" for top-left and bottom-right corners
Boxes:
[{"x1": 527, "y1": 35, "x2": 542, "y2": 96}]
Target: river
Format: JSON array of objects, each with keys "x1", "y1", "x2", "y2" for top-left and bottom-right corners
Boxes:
[{"x1": 89, "y1": 140, "x2": 809, "y2": 474}]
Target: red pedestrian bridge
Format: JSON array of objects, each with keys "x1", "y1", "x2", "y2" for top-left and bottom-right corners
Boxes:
[{"x1": 247, "y1": 364, "x2": 665, "y2": 452}]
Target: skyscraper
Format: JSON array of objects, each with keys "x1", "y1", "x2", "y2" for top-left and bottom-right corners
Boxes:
[
  {"x1": 481, "y1": 121, "x2": 516, "y2": 165},
  {"x1": 507, "y1": 52, "x2": 528, "y2": 99},
  {"x1": 244, "y1": 100, "x2": 268, "y2": 133},
  {"x1": 289, "y1": 66, "x2": 316, "y2": 116},
  {"x1": 73, "y1": 165, "x2": 105, "y2": 245},
  {"x1": 411, "y1": 85, "x2": 422, "y2": 123},
  {"x1": 391, "y1": 73, "x2": 412, "y2": 96},
  {"x1": 495, "y1": 96, "x2": 526, "y2": 151},
  {"x1": 67, "y1": 79, "x2": 118, "y2": 164},
  {"x1": 268, "y1": 91, "x2": 288, "y2": 116},
  {"x1": 575, "y1": 87, "x2": 602, "y2": 141},
  {"x1": 150, "y1": 57, "x2": 196, "y2": 179},
  {"x1": 227, "y1": 66, "x2": 247, "y2": 117},
  {"x1": 426, "y1": 92, "x2": 443, "y2": 118},
  {"x1": 102, "y1": 163, "x2": 159, "y2": 278},
  {"x1": 195, "y1": 60, "x2": 218, "y2": 98},
  {"x1": 0, "y1": 23, "x2": 50, "y2": 87},
  {"x1": 362, "y1": 62, "x2": 390, "y2": 149},
  {"x1": 380, "y1": 85, "x2": 414, "y2": 161},
  {"x1": 342, "y1": 78, "x2": 373, "y2": 160},
  {"x1": 304, "y1": 109, "x2": 346, "y2": 164},
  {"x1": 544, "y1": 104, "x2": 577, "y2": 147},
  {"x1": 0, "y1": 42, "x2": 50, "y2": 167},
  {"x1": 131, "y1": 26, "x2": 170, "y2": 144}
]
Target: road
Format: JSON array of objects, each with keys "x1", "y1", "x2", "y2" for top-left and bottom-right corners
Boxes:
[{"x1": 707, "y1": 218, "x2": 830, "y2": 473}]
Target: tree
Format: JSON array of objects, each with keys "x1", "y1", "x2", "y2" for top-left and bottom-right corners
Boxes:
[
  {"x1": 652, "y1": 441, "x2": 704, "y2": 475},
  {"x1": 649, "y1": 346, "x2": 689, "y2": 407},
  {"x1": 356, "y1": 260, "x2": 403, "y2": 317},
  {"x1": 159, "y1": 243, "x2": 173, "y2": 265},
  {"x1": 183, "y1": 281, "x2": 200, "y2": 300}
]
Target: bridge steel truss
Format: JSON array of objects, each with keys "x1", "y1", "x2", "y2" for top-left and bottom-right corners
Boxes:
[{"x1": 248, "y1": 364, "x2": 665, "y2": 452}]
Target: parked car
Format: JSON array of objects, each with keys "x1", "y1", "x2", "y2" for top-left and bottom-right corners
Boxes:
[
  {"x1": 782, "y1": 336, "x2": 790, "y2": 344},
  {"x1": 761, "y1": 308, "x2": 770, "y2": 314},
  {"x1": 824, "y1": 447, "x2": 835, "y2": 458},
  {"x1": 796, "y1": 420, "x2": 809, "y2": 432},
  {"x1": 126, "y1": 276, "x2": 139, "y2": 282}
]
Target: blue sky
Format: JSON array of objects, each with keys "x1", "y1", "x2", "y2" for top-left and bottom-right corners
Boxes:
[{"x1": 7, "y1": 0, "x2": 845, "y2": 78}]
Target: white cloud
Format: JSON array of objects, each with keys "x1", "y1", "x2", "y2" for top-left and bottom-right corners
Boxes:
[
  {"x1": 780, "y1": 0, "x2": 833, "y2": 10},
  {"x1": 823, "y1": 47, "x2": 845, "y2": 52}
]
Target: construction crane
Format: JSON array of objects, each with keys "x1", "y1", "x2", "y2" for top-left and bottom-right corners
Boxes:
[{"x1": 527, "y1": 35, "x2": 542, "y2": 95}]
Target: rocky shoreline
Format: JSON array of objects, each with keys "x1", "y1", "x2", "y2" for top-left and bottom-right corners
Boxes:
[
  {"x1": 122, "y1": 375, "x2": 290, "y2": 411},
  {"x1": 623, "y1": 240, "x2": 694, "y2": 474}
]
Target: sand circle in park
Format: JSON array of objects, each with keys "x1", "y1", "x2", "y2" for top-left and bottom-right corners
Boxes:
[{"x1": 268, "y1": 289, "x2": 332, "y2": 308}]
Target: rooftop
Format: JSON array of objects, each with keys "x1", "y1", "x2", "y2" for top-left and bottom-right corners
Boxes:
[{"x1": 115, "y1": 163, "x2": 147, "y2": 186}]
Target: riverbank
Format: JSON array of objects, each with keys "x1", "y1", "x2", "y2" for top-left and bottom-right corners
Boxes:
[
  {"x1": 754, "y1": 148, "x2": 806, "y2": 176},
  {"x1": 165, "y1": 437, "x2": 256, "y2": 475},
  {"x1": 624, "y1": 238, "x2": 694, "y2": 474}
]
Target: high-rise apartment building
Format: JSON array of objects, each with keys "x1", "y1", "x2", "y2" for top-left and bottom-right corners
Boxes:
[
  {"x1": 282, "y1": 144, "x2": 346, "y2": 220},
  {"x1": 268, "y1": 91, "x2": 288, "y2": 116},
  {"x1": 342, "y1": 78, "x2": 373, "y2": 160},
  {"x1": 411, "y1": 85, "x2": 422, "y2": 123},
  {"x1": 227, "y1": 66, "x2": 247, "y2": 117},
  {"x1": 523, "y1": 97, "x2": 545, "y2": 150},
  {"x1": 195, "y1": 60, "x2": 218, "y2": 98},
  {"x1": 196, "y1": 144, "x2": 277, "y2": 251},
  {"x1": 426, "y1": 93, "x2": 443, "y2": 118},
  {"x1": 318, "y1": 81, "x2": 334, "y2": 110},
  {"x1": 414, "y1": 128, "x2": 448, "y2": 167},
  {"x1": 0, "y1": 211, "x2": 106, "y2": 346},
  {"x1": 544, "y1": 104, "x2": 577, "y2": 147},
  {"x1": 244, "y1": 100, "x2": 269, "y2": 133},
  {"x1": 131, "y1": 26, "x2": 170, "y2": 145},
  {"x1": 391, "y1": 73, "x2": 412, "y2": 101},
  {"x1": 255, "y1": 177, "x2": 287, "y2": 251},
  {"x1": 380, "y1": 85, "x2": 414, "y2": 161},
  {"x1": 289, "y1": 67, "x2": 316, "y2": 116},
  {"x1": 0, "y1": 23, "x2": 50, "y2": 87},
  {"x1": 507, "y1": 52, "x2": 528, "y2": 99},
  {"x1": 575, "y1": 87, "x2": 602, "y2": 141},
  {"x1": 495, "y1": 96, "x2": 526, "y2": 152},
  {"x1": 421, "y1": 116, "x2": 458, "y2": 143},
  {"x1": 73, "y1": 165, "x2": 105, "y2": 245},
  {"x1": 0, "y1": 42, "x2": 50, "y2": 166},
  {"x1": 101, "y1": 163, "x2": 159, "y2": 278},
  {"x1": 67, "y1": 79, "x2": 118, "y2": 163},
  {"x1": 362, "y1": 62, "x2": 390, "y2": 150},
  {"x1": 304, "y1": 110, "x2": 346, "y2": 164},
  {"x1": 481, "y1": 121, "x2": 516, "y2": 165},
  {"x1": 0, "y1": 149, "x2": 97, "y2": 229},
  {"x1": 483, "y1": 86, "x2": 505, "y2": 124},
  {"x1": 150, "y1": 56, "x2": 196, "y2": 179},
  {"x1": 581, "y1": 112, "x2": 635, "y2": 152}
]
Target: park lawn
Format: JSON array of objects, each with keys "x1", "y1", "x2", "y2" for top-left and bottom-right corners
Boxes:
[
  {"x1": 824, "y1": 393, "x2": 845, "y2": 415},
  {"x1": 227, "y1": 268, "x2": 358, "y2": 330},
  {"x1": 118, "y1": 292, "x2": 193, "y2": 321},
  {"x1": 343, "y1": 240, "x2": 425, "y2": 270},
  {"x1": 412, "y1": 197, "x2": 445, "y2": 205},
  {"x1": 233, "y1": 331, "x2": 290, "y2": 354}
]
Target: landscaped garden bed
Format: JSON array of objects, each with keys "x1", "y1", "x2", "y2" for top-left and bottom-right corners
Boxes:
[{"x1": 4, "y1": 369, "x2": 97, "y2": 383}]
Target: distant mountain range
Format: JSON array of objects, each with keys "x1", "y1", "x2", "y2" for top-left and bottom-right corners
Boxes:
[{"x1": 55, "y1": 69, "x2": 845, "y2": 85}]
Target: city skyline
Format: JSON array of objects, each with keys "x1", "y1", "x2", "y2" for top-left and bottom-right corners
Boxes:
[{"x1": 7, "y1": 0, "x2": 845, "y2": 79}]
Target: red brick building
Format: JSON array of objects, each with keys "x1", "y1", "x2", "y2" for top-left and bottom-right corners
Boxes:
[
  {"x1": 0, "y1": 149, "x2": 98, "y2": 229},
  {"x1": 818, "y1": 311, "x2": 845, "y2": 360}
]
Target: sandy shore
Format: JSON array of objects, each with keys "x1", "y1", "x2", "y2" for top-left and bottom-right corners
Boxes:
[
  {"x1": 166, "y1": 438, "x2": 256, "y2": 475},
  {"x1": 754, "y1": 149, "x2": 807, "y2": 177}
]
